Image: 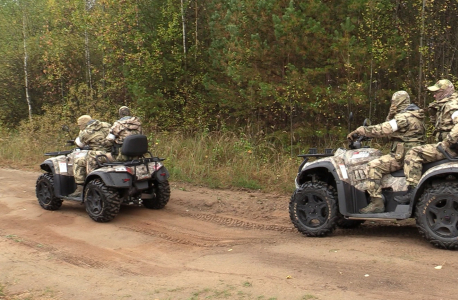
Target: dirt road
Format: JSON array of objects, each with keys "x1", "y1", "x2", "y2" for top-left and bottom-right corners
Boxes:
[{"x1": 0, "y1": 168, "x2": 456, "y2": 300}]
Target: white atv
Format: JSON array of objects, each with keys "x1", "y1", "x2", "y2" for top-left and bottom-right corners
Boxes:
[
  {"x1": 290, "y1": 121, "x2": 458, "y2": 250},
  {"x1": 36, "y1": 134, "x2": 170, "y2": 222}
]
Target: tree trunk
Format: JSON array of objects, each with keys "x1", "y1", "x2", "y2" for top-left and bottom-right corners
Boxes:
[
  {"x1": 84, "y1": 0, "x2": 92, "y2": 92},
  {"x1": 418, "y1": 0, "x2": 425, "y2": 107},
  {"x1": 181, "y1": 0, "x2": 187, "y2": 56},
  {"x1": 22, "y1": 12, "x2": 32, "y2": 122}
]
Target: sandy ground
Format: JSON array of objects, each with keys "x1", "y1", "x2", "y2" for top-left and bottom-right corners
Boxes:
[{"x1": 0, "y1": 168, "x2": 456, "y2": 300}]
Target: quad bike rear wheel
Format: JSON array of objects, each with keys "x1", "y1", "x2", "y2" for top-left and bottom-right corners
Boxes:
[
  {"x1": 415, "y1": 182, "x2": 458, "y2": 250},
  {"x1": 84, "y1": 179, "x2": 122, "y2": 222},
  {"x1": 289, "y1": 181, "x2": 338, "y2": 237},
  {"x1": 36, "y1": 173, "x2": 63, "y2": 210},
  {"x1": 142, "y1": 180, "x2": 171, "y2": 209}
]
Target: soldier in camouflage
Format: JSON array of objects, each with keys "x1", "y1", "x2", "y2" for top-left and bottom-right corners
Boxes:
[
  {"x1": 106, "y1": 106, "x2": 143, "y2": 161},
  {"x1": 395, "y1": 79, "x2": 458, "y2": 204},
  {"x1": 69, "y1": 115, "x2": 112, "y2": 197},
  {"x1": 426, "y1": 79, "x2": 458, "y2": 142},
  {"x1": 347, "y1": 91, "x2": 425, "y2": 213}
]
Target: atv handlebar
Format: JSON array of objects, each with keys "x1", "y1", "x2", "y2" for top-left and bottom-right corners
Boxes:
[{"x1": 348, "y1": 134, "x2": 371, "y2": 149}]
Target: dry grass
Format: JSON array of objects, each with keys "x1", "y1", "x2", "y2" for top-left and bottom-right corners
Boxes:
[
  {"x1": 150, "y1": 131, "x2": 302, "y2": 193},
  {"x1": 0, "y1": 119, "x2": 395, "y2": 195},
  {"x1": 0, "y1": 125, "x2": 306, "y2": 194}
]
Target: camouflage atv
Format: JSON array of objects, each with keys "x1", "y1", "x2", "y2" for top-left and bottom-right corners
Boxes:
[
  {"x1": 36, "y1": 134, "x2": 170, "y2": 222},
  {"x1": 290, "y1": 124, "x2": 458, "y2": 250}
]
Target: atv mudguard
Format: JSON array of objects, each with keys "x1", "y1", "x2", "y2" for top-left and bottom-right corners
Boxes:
[
  {"x1": 86, "y1": 169, "x2": 133, "y2": 188},
  {"x1": 154, "y1": 166, "x2": 170, "y2": 182},
  {"x1": 413, "y1": 162, "x2": 458, "y2": 201},
  {"x1": 40, "y1": 160, "x2": 77, "y2": 198},
  {"x1": 40, "y1": 161, "x2": 54, "y2": 173},
  {"x1": 296, "y1": 160, "x2": 355, "y2": 216}
]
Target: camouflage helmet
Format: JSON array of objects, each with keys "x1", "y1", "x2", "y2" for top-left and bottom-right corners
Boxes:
[
  {"x1": 427, "y1": 79, "x2": 454, "y2": 92},
  {"x1": 119, "y1": 106, "x2": 131, "y2": 118},
  {"x1": 390, "y1": 91, "x2": 410, "y2": 114},
  {"x1": 77, "y1": 115, "x2": 92, "y2": 130}
]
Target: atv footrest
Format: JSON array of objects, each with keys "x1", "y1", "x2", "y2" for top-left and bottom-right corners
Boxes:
[
  {"x1": 346, "y1": 210, "x2": 410, "y2": 220},
  {"x1": 62, "y1": 196, "x2": 83, "y2": 202}
]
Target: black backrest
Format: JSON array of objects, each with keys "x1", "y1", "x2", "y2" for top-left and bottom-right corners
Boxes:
[{"x1": 121, "y1": 134, "x2": 148, "y2": 157}]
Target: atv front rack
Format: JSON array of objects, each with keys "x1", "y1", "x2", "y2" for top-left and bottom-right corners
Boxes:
[
  {"x1": 298, "y1": 148, "x2": 334, "y2": 158},
  {"x1": 297, "y1": 148, "x2": 334, "y2": 173},
  {"x1": 45, "y1": 150, "x2": 72, "y2": 156}
]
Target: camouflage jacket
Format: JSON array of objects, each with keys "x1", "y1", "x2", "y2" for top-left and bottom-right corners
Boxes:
[
  {"x1": 108, "y1": 116, "x2": 142, "y2": 144},
  {"x1": 428, "y1": 92, "x2": 458, "y2": 140},
  {"x1": 442, "y1": 120, "x2": 458, "y2": 150},
  {"x1": 77, "y1": 120, "x2": 112, "y2": 152},
  {"x1": 357, "y1": 104, "x2": 425, "y2": 153}
]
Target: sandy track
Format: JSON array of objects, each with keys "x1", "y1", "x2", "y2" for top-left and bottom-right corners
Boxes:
[{"x1": 0, "y1": 168, "x2": 456, "y2": 300}]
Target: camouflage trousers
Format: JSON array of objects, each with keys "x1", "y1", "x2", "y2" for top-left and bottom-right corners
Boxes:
[
  {"x1": 366, "y1": 153, "x2": 403, "y2": 198},
  {"x1": 73, "y1": 150, "x2": 108, "y2": 184},
  {"x1": 112, "y1": 151, "x2": 140, "y2": 162},
  {"x1": 403, "y1": 143, "x2": 455, "y2": 186}
]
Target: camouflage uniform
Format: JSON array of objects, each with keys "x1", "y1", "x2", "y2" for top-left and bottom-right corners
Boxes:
[
  {"x1": 107, "y1": 106, "x2": 142, "y2": 161},
  {"x1": 74, "y1": 119, "x2": 112, "y2": 184},
  {"x1": 428, "y1": 91, "x2": 458, "y2": 142},
  {"x1": 402, "y1": 80, "x2": 458, "y2": 187},
  {"x1": 348, "y1": 91, "x2": 425, "y2": 213}
]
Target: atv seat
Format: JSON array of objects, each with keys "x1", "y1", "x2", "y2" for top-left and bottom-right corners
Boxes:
[{"x1": 390, "y1": 159, "x2": 450, "y2": 177}]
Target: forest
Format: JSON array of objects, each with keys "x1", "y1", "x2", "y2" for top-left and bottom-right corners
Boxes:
[{"x1": 1, "y1": 0, "x2": 458, "y2": 150}]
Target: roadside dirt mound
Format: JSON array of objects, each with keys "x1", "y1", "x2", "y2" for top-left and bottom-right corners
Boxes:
[{"x1": 0, "y1": 168, "x2": 456, "y2": 300}]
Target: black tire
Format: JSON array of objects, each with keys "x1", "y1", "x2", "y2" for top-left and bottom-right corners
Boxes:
[
  {"x1": 36, "y1": 173, "x2": 63, "y2": 210},
  {"x1": 143, "y1": 180, "x2": 170, "y2": 209},
  {"x1": 336, "y1": 215, "x2": 365, "y2": 229},
  {"x1": 415, "y1": 182, "x2": 458, "y2": 250},
  {"x1": 289, "y1": 181, "x2": 338, "y2": 237},
  {"x1": 84, "y1": 179, "x2": 122, "y2": 222}
]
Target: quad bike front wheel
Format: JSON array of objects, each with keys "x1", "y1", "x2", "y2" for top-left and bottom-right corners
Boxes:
[
  {"x1": 36, "y1": 173, "x2": 63, "y2": 210},
  {"x1": 289, "y1": 181, "x2": 338, "y2": 237},
  {"x1": 142, "y1": 180, "x2": 171, "y2": 209},
  {"x1": 415, "y1": 182, "x2": 458, "y2": 250},
  {"x1": 84, "y1": 179, "x2": 122, "y2": 222}
]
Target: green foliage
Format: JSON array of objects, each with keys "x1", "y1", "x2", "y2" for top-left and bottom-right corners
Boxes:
[{"x1": 1, "y1": 0, "x2": 458, "y2": 149}]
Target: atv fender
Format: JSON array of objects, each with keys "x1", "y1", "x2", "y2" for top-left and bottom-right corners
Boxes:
[
  {"x1": 413, "y1": 163, "x2": 458, "y2": 202},
  {"x1": 40, "y1": 160, "x2": 76, "y2": 198},
  {"x1": 86, "y1": 170, "x2": 132, "y2": 188},
  {"x1": 154, "y1": 166, "x2": 170, "y2": 182},
  {"x1": 40, "y1": 160, "x2": 55, "y2": 173}
]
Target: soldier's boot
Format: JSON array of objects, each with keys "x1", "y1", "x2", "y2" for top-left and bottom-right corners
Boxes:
[
  {"x1": 69, "y1": 185, "x2": 83, "y2": 197},
  {"x1": 394, "y1": 185, "x2": 415, "y2": 204},
  {"x1": 359, "y1": 197, "x2": 384, "y2": 214}
]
